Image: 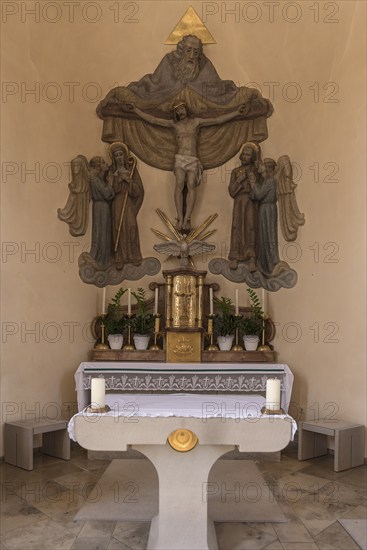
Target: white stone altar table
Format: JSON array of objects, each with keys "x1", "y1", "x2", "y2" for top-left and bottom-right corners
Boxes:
[
  {"x1": 69, "y1": 394, "x2": 296, "y2": 550},
  {"x1": 75, "y1": 362, "x2": 294, "y2": 412}
]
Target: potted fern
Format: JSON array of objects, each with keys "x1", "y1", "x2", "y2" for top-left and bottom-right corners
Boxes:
[
  {"x1": 213, "y1": 296, "x2": 240, "y2": 351},
  {"x1": 241, "y1": 288, "x2": 263, "y2": 351},
  {"x1": 104, "y1": 287, "x2": 127, "y2": 349},
  {"x1": 131, "y1": 288, "x2": 155, "y2": 350}
]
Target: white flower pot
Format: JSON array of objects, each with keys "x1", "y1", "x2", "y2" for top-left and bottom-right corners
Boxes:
[
  {"x1": 217, "y1": 335, "x2": 234, "y2": 351},
  {"x1": 133, "y1": 334, "x2": 151, "y2": 350},
  {"x1": 243, "y1": 335, "x2": 259, "y2": 351},
  {"x1": 108, "y1": 334, "x2": 123, "y2": 350}
]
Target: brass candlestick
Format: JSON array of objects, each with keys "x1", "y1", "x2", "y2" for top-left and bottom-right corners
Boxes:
[
  {"x1": 232, "y1": 317, "x2": 243, "y2": 351},
  {"x1": 123, "y1": 314, "x2": 135, "y2": 350},
  {"x1": 258, "y1": 316, "x2": 271, "y2": 352},
  {"x1": 206, "y1": 315, "x2": 219, "y2": 351},
  {"x1": 150, "y1": 313, "x2": 162, "y2": 350},
  {"x1": 87, "y1": 404, "x2": 111, "y2": 414},
  {"x1": 94, "y1": 314, "x2": 109, "y2": 350},
  {"x1": 261, "y1": 406, "x2": 285, "y2": 415}
]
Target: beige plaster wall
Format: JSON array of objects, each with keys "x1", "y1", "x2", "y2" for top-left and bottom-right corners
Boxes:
[{"x1": 1, "y1": 1, "x2": 366, "y2": 456}]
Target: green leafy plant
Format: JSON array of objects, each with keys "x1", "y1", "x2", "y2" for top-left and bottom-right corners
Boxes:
[
  {"x1": 104, "y1": 316, "x2": 126, "y2": 335},
  {"x1": 246, "y1": 288, "x2": 263, "y2": 319},
  {"x1": 241, "y1": 316, "x2": 261, "y2": 336},
  {"x1": 240, "y1": 288, "x2": 263, "y2": 336},
  {"x1": 131, "y1": 287, "x2": 155, "y2": 335},
  {"x1": 213, "y1": 296, "x2": 241, "y2": 337},
  {"x1": 102, "y1": 287, "x2": 127, "y2": 335}
]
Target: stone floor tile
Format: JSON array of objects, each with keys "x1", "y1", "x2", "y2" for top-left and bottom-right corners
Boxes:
[
  {"x1": 342, "y1": 504, "x2": 367, "y2": 520},
  {"x1": 0, "y1": 463, "x2": 43, "y2": 488},
  {"x1": 69, "y1": 455, "x2": 111, "y2": 472},
  {"x1": 262, "y1": 542, "x2": 283, "y2": 549},
  {"x1": 107, "y1": 538, "x2": 132, "y2": 549},
  {"x1": 298, "y1": 457, "x2": 348, "y2": 483},
  {"x1": 30, "y1": 492, "x2": 86, "y2": 536},
  {"x1": 281, "y1": 543, "x2": 318, "y2": 549},
  {"x1": 289, "y1": 493, "x2": 355, "y2": 537},
  {"x1": 216, "y1": 522, "x2": 278, "y2": 550},
  {"x1": 2, "y1": 517, "x2": 76, "y2": 549},
  {"x1": 318, "y1": 479, "x2": 366, "y2": 507},
  {"x1": 113, "y1": 522, "x2": 149, "y2": 549},
  {"x1": 258, "y1": 455, "x2": 306, "y2": 480},
  {"x1": 273, "y1": 519, "x2": 313, "y2": 543},
  {"x1": 78, "y1": 520, "x2": 117, "y2": 539},
  {"x1": 50, "y1": 467, "x2": 107, "y2": 497},
  {"x1": 34, "y1": 461, "x2": 86, "y2": 482},
  {"x1": 0, "y1": 493, "x2": 44, "y2": 533},
  {"x1": 1, "y1": 447, "x2": 366, "y2": 550},
  {"x1": 336, "y1": 465, "x2": 367, "y2": 488},
  {"x1": 272, "y1": 472, "x2": 330, "y2": 503},
  {"x1": 313, "y1": 520, "x2": 360, "y2": 549},
  {"x1": 71, "y1": 537, "x2": 111, "y2": 550}
]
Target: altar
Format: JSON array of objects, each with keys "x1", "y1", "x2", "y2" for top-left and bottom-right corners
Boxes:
[
  {"x1": 69, "y1": 393, "x2": 296, "y2": 550},
  {"x1": 75, "y1": 361, "x2": 294, "y2": 412}
]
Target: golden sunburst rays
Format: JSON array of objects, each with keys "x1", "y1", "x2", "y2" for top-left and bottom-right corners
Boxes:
[{"x1": 151, "y1": 210, "x2": 218, "y2": 266}]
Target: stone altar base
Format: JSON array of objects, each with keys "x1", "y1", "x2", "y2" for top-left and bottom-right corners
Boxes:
[
  {"x1": 75, "y1": 458, "x2": 286, "y2": 523},
  {"x1": 73, "y1": 411, "x2": 293, "y2": 549}
]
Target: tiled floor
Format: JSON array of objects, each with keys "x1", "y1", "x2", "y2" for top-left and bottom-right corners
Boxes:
[{"x1": 0, "y1": 443, "x2": 366, "y2": 549}]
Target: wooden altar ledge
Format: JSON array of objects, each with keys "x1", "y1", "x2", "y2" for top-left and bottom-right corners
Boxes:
[{"x1": 90, "y1": 349, "x2": 276, "y2": 362}]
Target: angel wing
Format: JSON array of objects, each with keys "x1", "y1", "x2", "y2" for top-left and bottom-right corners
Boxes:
[
  {"x1": 274, "y1": 155, "x2": 305, "y2": 241},
  {"x1": 57, "y1": 155, "x2": 90, "y2": 236},
  {"x1": 153, "y1": 241, "x2": 181, "y2": 257}
]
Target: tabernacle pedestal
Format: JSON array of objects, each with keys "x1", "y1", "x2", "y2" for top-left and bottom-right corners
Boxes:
[{"x1": 163, "y1": 268, "x2": 207, "y2": 362}]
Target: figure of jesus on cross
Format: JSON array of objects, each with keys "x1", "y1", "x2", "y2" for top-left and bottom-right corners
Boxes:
[{"x1": 129, "y1": 102, "x2": 248, "y2": 231}]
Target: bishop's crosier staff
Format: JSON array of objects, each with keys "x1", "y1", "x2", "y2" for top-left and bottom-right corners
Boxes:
[{"x1": 114, "y1": 156, "x2": 137, "y2": 253}]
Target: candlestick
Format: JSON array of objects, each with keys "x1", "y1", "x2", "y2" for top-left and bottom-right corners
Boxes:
[
  {"x1": 150, "y1": 313, "x2": 161, "y2": 350},
  {"x1": 265, "y1": 379, "x2": 280, "y2": 410},
  {"x1": 206, "y1": 314, "x2": 219, "y2": 351},
  {"x1": 127, "y1": 288, "x2": 131, "y2": 315},
  {"x1": 91, "y1": 378, "x2": 105, "y2": 408},
  {"x1": 232, "y1": 322, "x2": 243, "y2": 351},
  {"x1": 123, "y1": 313, "x2": 135, "y2": 350},
  {"x1": 102, "y1": 287, "x2": 106, "y2": 315},
  {"x1": 258, "y1": 317, "x2": 271, "y2": 352},
  {"x1": 154, "y1": 287, "x2": 158, "y2": 315},
  {"x1": 209, "y1": 288, "x2": 213, "y2": 316},
  {"x1": 235, "y1": 288, "x2": 239, "y2": 316},
  {"x1": 94, "y1": 314, "x2": 109, "y2": 350}
]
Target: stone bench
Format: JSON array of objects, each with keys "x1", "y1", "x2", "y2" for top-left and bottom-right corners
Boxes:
[
  {"x1": 298, "y1": 419, "x2": 365, "y2": 472},
  {"x1": 4, "y1": 418, "x2": 70, "y2": 471}
]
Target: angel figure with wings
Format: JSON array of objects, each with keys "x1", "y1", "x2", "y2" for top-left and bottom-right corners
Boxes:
[
  {"x1": 57, "y1": 155, "x2": 90, "y2": 236},
  {"x1": 57, "y1": 143, "x2": 145, "y2": 276},
  {"x1": 250, "y1": 154, "x2": 305, "y2": 276}
]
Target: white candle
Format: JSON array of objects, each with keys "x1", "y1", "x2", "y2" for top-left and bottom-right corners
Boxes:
[
  {"x1": 101, "y1": 287, "x2": 106, "y2": 315},
  {"x1": 261, "y1": 288, "x2": 267, "y2": 317},
  {"x1": 235, "y1": 288, "x2": 239, "y2": 315},
  {"x1": 91, "y1": 378, "x2": 105, "y2": 408},
  {"x1": 209, "y1": 287, "x2": 213, "y2": 315},
  {"x1": 154, "y1": 287, "x2": 158, "y2": 315},
  {"x1": 265, "y1": 379, "x2": 281, "y2": 411},
  {"x1": 127, "y1": 288, "x2": 131, "y2": 315}
]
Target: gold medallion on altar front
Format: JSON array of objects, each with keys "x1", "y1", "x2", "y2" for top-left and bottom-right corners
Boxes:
[{"x1": 168, "y1": 429, "x2": 198, "y2": 452}]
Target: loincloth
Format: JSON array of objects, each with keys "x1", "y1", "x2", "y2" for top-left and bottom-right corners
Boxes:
[{"x1": 174, "y1": 154, "x2": 203, "y2": 187}]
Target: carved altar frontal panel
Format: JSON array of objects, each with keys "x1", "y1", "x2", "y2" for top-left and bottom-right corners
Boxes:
[
  {"x1": 172, "y1": 274, "x2": 197, "y2": 328},
  {"x1": 83, "y1": 372, "x2": 285, "y2": 393}
]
